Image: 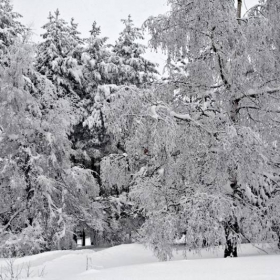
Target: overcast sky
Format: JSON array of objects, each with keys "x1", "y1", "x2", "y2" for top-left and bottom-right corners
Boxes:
[
  {"x1": 11, "y1": 0, "x2": 169, "y2": 42},
  {"x1": 11, "y1": 0, "x2": 259, "y2": 72}
]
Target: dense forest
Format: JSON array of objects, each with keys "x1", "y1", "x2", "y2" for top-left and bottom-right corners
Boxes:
[{"x1": 0, "y1": 0, "x2": 280, "y2": 261}]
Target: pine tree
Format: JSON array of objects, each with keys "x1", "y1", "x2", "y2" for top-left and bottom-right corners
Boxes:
[
  {"x1": 79, "y1": 22, "x2": 119, "y2": 149},
  {"x1": 0, "y1": 10, "x2": 104, "y2": 256},
  {"x1": 76, "y1": 18, "x2": 160, "y2": 245},
  {"x1": 82, "y1": 21, "x2": 118, "y2": 92},
  {"x1": 36, "y1": 10, "x2": 84, "y2": 99},
  {"x1": 111, "y1": 15, "x2": 158, "y2": 87},
  {"x1": 0, "y1": 0, "x2": 26, "y2": 51},
  {"x1": 81, "y1": 16, "x2": 159, "y2": 147},
  {"x1": 0, "y1": 43, "x2": 104, "y2": 256}
]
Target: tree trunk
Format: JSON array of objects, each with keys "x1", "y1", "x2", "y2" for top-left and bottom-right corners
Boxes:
[
  {"x1": 224, "y1": 219, "x2": 239, "y2": 258},
  {"x1": 73, "y1": 233, "x2": 77, "y2": 244},
  {"x1": 224, "y1": 237, "x2": 238, "y2": 258},
  {"x1": 82, "y1": 228, "x2": 86, "y2": 247},
  {"x1": 237, "y1": 0, "x2": 242, "y2": 18},
  {"x1": 273, "y1": 225, "x2": 280, "y2": 250}
]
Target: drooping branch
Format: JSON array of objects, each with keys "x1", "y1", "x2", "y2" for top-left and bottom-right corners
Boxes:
[{"x1": 243, "y1": 4, "x2": 265, "y2": 18}]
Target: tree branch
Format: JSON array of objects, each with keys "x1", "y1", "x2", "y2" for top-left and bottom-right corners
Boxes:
[
  {"x1": 235, "y1": 87, "x2": 280, "y2": 102},
  {"x1": 0, "y1": 208, "x2": 23, "y2": 234}
]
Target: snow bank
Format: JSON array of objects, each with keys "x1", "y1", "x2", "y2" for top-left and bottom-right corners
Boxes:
[
  {"x1": 0, "y1": 243, "x2": 279, "y2": 280},
  {"x1": 79, "y1": 254, "x2": 280, "y2": 280}
]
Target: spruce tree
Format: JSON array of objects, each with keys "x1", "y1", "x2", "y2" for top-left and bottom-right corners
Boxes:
[
  {"x1": 82, "y1": 21, "x2": 118, "y2": 92},
  {"x1": 111, "y1": 15, "x2": 158, "y2": 87},
  {"x1": 76, "y1": 18, "x2": 160, "y2": 245},
  {"x1": 36, "y1": 10, "x2": 84, "y2": 99},
  {"x1": 0, "y1": 0, "x2": 26, "y2": 50},
  {"x1": 0, "y1": 8, "x2": 104, "y2": 256}
]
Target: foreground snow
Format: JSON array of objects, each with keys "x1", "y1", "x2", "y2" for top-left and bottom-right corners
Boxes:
[{"x1": 0, "y1": 244, "x2": 279, "y2": 280}]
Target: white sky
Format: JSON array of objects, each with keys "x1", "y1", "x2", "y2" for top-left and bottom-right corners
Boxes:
[
  {"x1": 11, "y1": 0, "x2": 169, "y2": 42},
  {"x1": 11, "y1": 0, "x2": 259, "y2": 72}
]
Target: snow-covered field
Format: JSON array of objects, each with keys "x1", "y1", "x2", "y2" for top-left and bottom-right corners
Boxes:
[{"x1": 0, "y1": 244, "x2": 279, "y2": 280}]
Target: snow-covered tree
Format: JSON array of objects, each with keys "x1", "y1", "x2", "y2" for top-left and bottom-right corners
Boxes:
[
  {"x1": 36, "y1": 10, "x2": 84, "y2": 99},
  {"x1": 101, "y1": 0, "x2": 280, "y2": 259},
  {"x1": 81, "y1": 16, "x2": 159, "y2": 147},
  {"x1": 111, "y1": 15, "x2": 158, "y2": 87},
  {"x1": 0, "y1": 0, "x2": 26, "y2": 51},
  {"x1": 0, "y1": 27, "x2": 103, "y2": 257},
  {"x1": 82, "y1": 22, "x2": 118, "y2": 92},
  {"x1": 77, "y1": 23, "x2": 119, "y2": 152},
  {"x1": 76, "y1": 18, "x2": 160, "y2": 244}
]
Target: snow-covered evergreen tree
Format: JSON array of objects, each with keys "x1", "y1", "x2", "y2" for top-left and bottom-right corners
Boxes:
[
  {"x1": 82, "y1": 16, "x2": 159, "y2": 143},
  {"x1": 79, "y1": 22, "x2": 119, "y2": 149},
  {"x1": 0, "y1": 52, "x2": 103, "y2": 257},
  {"x1": 0, "y1": 0, "x2": 26, "y2": 51},
  {"x1": 0, "y1": 13, "x2": 104, "y2": 256},
  {"x1": 36, "y1": 10, "x2": 84, "y2": 99},
  {"x1": 111, "y1": 15, "x2": 158, "y2": 87},
  {"x1": 82, "y1": 21, "x2": 118, "y2": 92},
  {"x1": 78, "y1": 17, "x2": 160, "y2": 245}
]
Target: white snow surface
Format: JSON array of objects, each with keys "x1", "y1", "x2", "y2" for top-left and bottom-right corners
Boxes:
[{"x1": 0, "y1": 243, "x2": 279, "y2": 280}]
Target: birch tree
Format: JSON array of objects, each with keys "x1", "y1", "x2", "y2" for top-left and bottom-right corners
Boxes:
[{"x1": 102, "y1": 0, "x2": 280, "y2": 259}]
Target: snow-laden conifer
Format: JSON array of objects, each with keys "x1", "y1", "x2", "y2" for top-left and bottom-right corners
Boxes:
[
  {"x1": 36, "y1": 10, "x2": 84, "y2": 99},
  {"x1": 0, "y1": 0, "x2": 26, "y2": 50},
  {"x1": 111, "y1": 15, "x2": 158, "y2": 86}
]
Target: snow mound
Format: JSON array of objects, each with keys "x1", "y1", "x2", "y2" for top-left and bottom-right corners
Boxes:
[
  {"x1": 0, "y1": 243, "x2": 279, "y2": 280},
  {"x1": 79, "y1": 255, "x2": 280, "y2": 280}
]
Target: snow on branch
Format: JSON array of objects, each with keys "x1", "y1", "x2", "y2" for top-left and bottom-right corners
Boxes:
[
  {"x1": 149, "y1": 103, "x2": 213, "y2": 135},
  {"x1": 170, "y1": 111, "x2": 191, "y2": 121},
  {"x1": 170, "y1": 110, "x2": 213, "y2": 134},
  {"x1": 235, "y1": 86, "x2": 280, "y2": 102}
]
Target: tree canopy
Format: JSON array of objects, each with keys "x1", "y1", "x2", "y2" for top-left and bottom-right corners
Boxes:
[{"x1": 1, "y1": 0, "x2": 280, "y2": 260}]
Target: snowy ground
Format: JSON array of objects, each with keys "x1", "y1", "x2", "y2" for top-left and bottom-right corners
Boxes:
[{"x1": 0, "y1": 243, "x2": 279, "y2": 280}]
